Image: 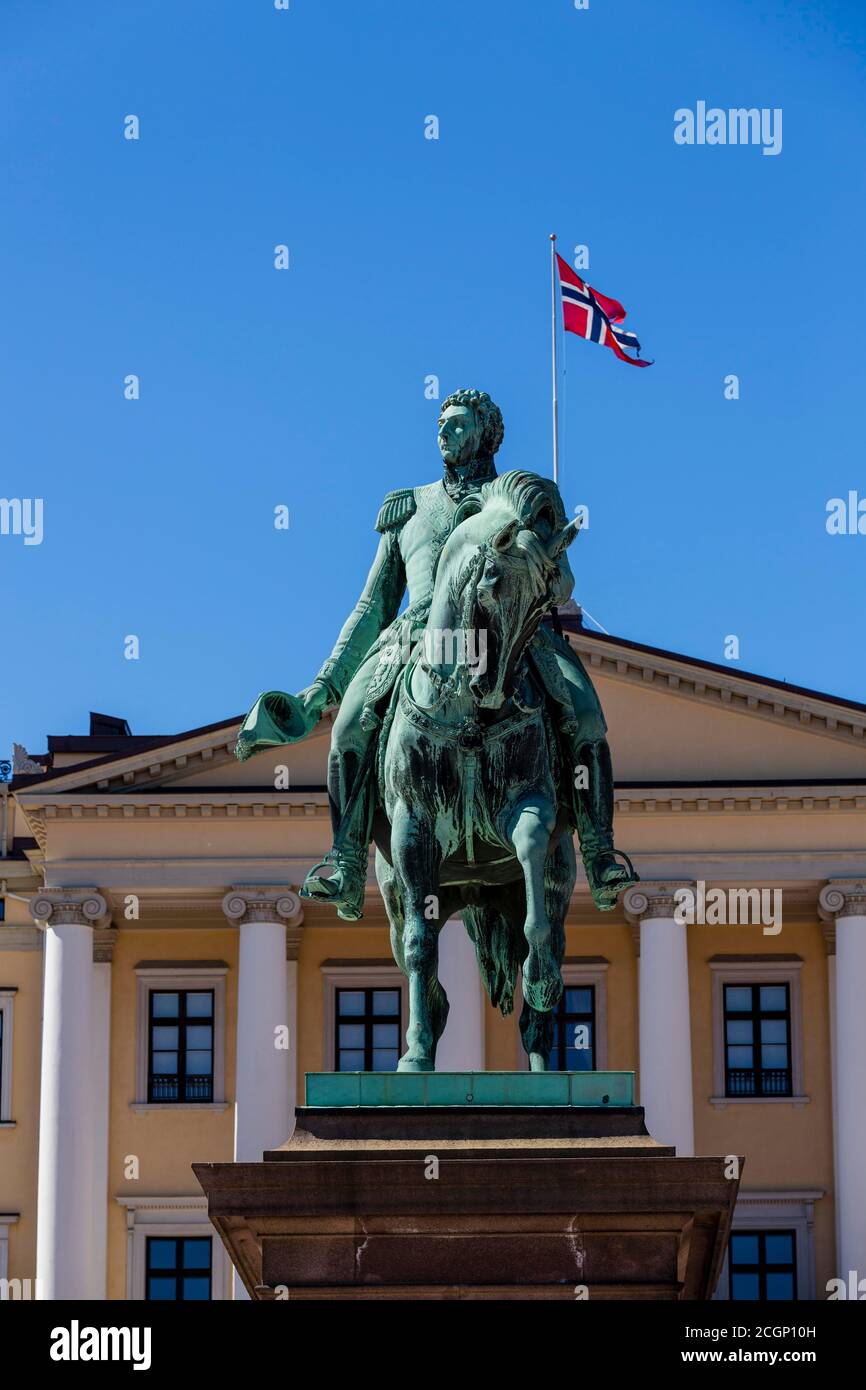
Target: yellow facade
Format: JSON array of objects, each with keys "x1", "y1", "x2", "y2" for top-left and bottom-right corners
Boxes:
[{"x1": 1, "y1": 622, "x2": 864, "y2": 1300}]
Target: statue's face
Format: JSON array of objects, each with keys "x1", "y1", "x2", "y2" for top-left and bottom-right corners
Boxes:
[{"x1": 438, "y1": 404, "x2": 482, "y2": 467}]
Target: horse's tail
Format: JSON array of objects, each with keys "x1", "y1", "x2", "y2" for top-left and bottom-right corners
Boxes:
[{"x1": 461, "y1": 904, "x2": 521, "y2": 1018}]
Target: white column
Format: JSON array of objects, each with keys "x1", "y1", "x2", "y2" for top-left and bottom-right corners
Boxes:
[
  {"x1": 223, "y1": 889, "x2": 304, "y2": 1162},
  {"x1": 285, "y1": 922, "x2": 302, "y2": 1137},
  {"x1": 32, "y1": 891, "x2": 108, "y2": 1299},
  {"x1": 820, "y1": 881, "x2": 866, "y2": 1281},
  {"x1": 435, "y1": 917, "x2": 485, "y2": 1072},
  {"x1": 90, "y1": 939, "x2": 114, "y2": 1300},
  {"x1": 625, "y1": 884, "x2": 695, "y2": 1156},
  {"x1": 223, "y1": 888, "x2": 304, "y2": 1299}
]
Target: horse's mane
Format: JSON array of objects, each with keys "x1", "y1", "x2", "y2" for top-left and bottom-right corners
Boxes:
[{"x1": 480, "y1": 470, "x2": 568, "y2": 532}]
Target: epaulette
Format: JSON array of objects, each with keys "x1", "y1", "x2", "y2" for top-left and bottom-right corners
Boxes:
[{"x1": 375, "y1": 487, "x2": 416, "y2": 533}]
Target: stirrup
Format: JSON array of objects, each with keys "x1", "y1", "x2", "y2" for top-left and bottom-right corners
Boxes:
[
  {"x1": 584, "y1": 847, "x2": 639, "y2": 909},
  {"x1": 300, "y1": 853, "x2": 341, "y2": 900},
  {"x1": 300, "y1": 851, "x2": 366, "y2": 921}
]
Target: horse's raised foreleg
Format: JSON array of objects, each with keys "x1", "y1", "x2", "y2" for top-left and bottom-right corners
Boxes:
[
  {"x1": 508, "y1": 797, "x2": 563, "y2": 1014},
  {"x1": 390, "y1": 798, "x2": 442, "y2": 1072}
]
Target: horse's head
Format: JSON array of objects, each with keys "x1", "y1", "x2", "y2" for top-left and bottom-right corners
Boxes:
[{"x1": 441, "y1": 471, "x2": 580, "y2": 710}]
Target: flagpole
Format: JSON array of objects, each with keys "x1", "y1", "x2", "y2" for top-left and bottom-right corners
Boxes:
[{"x1": 549, "y1": 232, "x2": 559, "y2": 486}]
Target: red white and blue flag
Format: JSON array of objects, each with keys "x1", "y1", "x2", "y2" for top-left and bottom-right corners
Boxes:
[{"x1": 556, "y1": 253, "x2": 652, "y2": 367}]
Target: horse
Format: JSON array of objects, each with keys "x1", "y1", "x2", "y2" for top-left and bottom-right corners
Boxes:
[{"x1": 372, "y1": 470, "x2": 581, "y2": 1072}]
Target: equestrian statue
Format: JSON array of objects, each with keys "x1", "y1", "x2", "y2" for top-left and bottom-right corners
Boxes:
[{"x1": 237, "y1": 389, "x2": 637, "y2": 1071}]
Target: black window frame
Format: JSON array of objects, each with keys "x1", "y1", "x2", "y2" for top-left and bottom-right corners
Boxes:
[
  {"x1": 145, "y1": 1235, "x2": 213, "y2": 1301},
  {"x1": 728, "y1": 1228, "x2": 798, "y2": 1301},
  {"x1": 723, "y1": 981, "x2": 792, "y2": 1097},
  {"x1": 334, "y1": 986, "x2": 402, "y2": 1072},
  {"x1": 147, "y1": 988, "x2": 215, "y2": 1103},
  {"x1": 549, "y1": 982, "x2": 596, "y2": 1072}
]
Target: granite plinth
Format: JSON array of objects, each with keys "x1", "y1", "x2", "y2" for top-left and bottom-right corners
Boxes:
[{"x1": 194, "y1": 1076, "x2": 740, "y2": 1301}]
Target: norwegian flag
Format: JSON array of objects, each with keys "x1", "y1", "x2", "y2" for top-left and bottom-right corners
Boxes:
[{"x1": 556, "y1": 253, "x2": 652, "y2": 367}]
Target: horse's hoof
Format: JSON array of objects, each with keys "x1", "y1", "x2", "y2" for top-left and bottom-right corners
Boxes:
[{"x1": 397, "y1": 1054, "x2": 434, "y2": 1073}]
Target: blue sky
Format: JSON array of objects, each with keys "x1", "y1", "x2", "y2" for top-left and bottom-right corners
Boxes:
[{"x1": 2, "y1": 0, "x2": 865, "y2": 753}]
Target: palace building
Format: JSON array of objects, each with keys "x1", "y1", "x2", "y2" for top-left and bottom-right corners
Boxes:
[{"x1": 1, "y1": 610, "x2": 865, "y2": 1301}]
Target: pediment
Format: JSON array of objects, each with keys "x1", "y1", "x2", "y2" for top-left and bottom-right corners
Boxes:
[
  {"x1": 567, "y1": 630, "x2": 866, "y2": 783},
  {"x1": 14, "y1": 630, "x2": 866, "y2": 804}
]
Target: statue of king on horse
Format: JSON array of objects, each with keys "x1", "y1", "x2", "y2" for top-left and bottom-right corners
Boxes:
[{"x1": 237, "y1": 388, "x2": 638, "y2": 1070}]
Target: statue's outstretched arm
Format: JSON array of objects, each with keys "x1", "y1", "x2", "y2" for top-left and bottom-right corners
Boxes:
[{"x1": 305, "y1": 530, "x2": 407, "y2": 709}]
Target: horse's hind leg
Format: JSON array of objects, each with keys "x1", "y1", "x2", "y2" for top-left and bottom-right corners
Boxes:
[
  {"x1": 508, "y1": 796, "x2": 563, "y2": 1013},
  {"x1": 519, "y1": 1000, "x2": 557, "y2": 1072},
  {"x1": 390, "y1": 798, "x2": 442, "y2": 1072},
  {"x1": 518, "y1": 833, "x2": 575, "y2": 1071}
]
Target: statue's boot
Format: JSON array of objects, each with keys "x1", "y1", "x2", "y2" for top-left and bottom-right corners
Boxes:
[
  {"x1": 574, "y1": 740, "x2": 639, "y2": 911},
  {"x1": 301, "y1": 845, "x2": 368, "y2": 921},
  {"x1": 300, "y1": 745, "x2": 373, "y2": 921}
]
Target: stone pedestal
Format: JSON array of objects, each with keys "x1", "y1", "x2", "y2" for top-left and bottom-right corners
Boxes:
[{"x1": 195, "y1": 1073, "x2": 740, "y2": 1301}]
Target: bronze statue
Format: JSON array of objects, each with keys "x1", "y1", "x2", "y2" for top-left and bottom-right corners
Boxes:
[{"x1": 238, "y1": 389, "x2": 637, "y2": 1069}]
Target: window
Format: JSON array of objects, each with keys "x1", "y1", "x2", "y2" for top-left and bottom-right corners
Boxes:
[
  {"x1": 729, "y1": 1230, "x2": 797, "y2": 1301},
  {"x1": 709, "y1": 958, "x2": 807, "y2": 1107},
  {"x1": 724, "y1": 983, "x2": 791, "y2": 1097},
  {"x1": 321, "y1": 963, "x2": 408, "y2": 1071},
  {"x1": 335, "y1": 987, "x2": 401, "y2": 1071},
  {"x1": 146, "y1": 1236, "x2": 212, "y2": 1301},
  {"x1": 549, "y1": 985, "x2": 596, "y2": 1071},
  {"x1": 713, "y1": 1191, "x2": 823, "y2": 1301},
  {"x1": 148, "y1": 990, "x2": 214, "y2": 1102},
  {"x1": 0, "y1": 989, "x2": 15, "y2": 1124},
  {"x1": 117, "y1": 1196, "x2": 228, "y2": 1299},
  {"x1": 134, "y1": 964, "x2": 227, "y2": 1109}
]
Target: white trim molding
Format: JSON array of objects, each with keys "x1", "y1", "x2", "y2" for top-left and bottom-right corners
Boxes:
[
  {"x1": 0, "y1": 988, "x2": 17, "y2": 1124},
  {"x1": 320, "y1": 961, "x2": 408, "y2": 1072},
  {"x1": 133, "y1": 963, "x2": 228, "y2": 1110},
  {"x1": 713, "y1": 1189, "x2": 825, "y2": 1301},
  {"x1": 116, "y1": 1196, "x2": 230, "y2": 1301},
  {"x1": 0, "y1": 1213, "x2": 20, "y2": 1296},
  {"x1": 708, "y1": 956, "x2": 809, "y2": 1108}
]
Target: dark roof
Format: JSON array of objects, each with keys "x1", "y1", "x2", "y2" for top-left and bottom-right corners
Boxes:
[
  {"x1": 1, "y1": 837, "x2": 39, "y2": 859},
  {"x1": 13, "y1": 714, "x2": 243, "y2": 789}
]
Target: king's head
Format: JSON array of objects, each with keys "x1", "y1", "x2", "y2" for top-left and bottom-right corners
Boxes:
[{"x1": 437, "y1": 389, "x2": 504, "y2": 472}]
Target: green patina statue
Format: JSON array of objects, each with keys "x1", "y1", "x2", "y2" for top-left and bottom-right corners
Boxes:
[{"x1": 238, "y1": 389, "x2": 637, "y2": 1070}]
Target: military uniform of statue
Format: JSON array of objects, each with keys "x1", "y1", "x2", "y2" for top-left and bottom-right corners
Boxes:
[{"x1": 238, "y1": 389, "x2": 636, "y2": 919}]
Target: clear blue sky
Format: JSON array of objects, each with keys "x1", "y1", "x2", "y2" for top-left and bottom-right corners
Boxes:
[{"x1": 2, "y1": 0, "x2": 865, "y2": 753}]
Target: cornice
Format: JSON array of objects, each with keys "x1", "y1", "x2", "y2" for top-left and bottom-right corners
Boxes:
[
  {"x1": 14, "y1": 792, "x2": 330, "y2": 852},
  {"x1": 615, "y1": 787, "x2": 866, "y2": 816},
  {"x1": 568, "y1": 630, "x2": 866, "y2": 748},
  {"x1": 16, "y1": 781, "x2": 866, "y2": 859}
]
